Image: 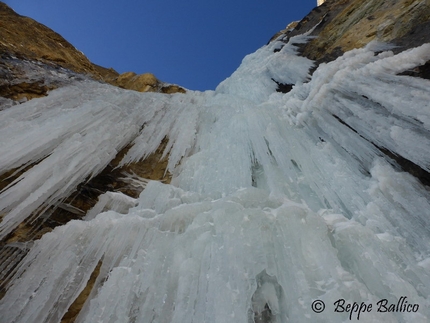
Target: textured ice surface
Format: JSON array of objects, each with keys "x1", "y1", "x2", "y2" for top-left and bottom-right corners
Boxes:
[
  {"x1": 1, "y1": 35, "x2": 430, "y2": 322},
  {"x1": 85, "y1": 191, "x2": 137, "y2": 221}
]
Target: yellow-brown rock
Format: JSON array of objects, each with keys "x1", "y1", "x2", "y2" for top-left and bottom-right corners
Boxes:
[
  {"x1": 113, "y1": 72, "x2": 186, "y2": 93},
  {"x1": 306, "y1": 0, "x2": 430, "y2": 61},
  {"x1": 161, "y1": 84, "x2": 187, "y2": 94},
  {"x1": 115, "y1": 72, "x2": 158, "y2": 92},
  {"x1": 0, "y1": 2, "x2": 186, "y2": 95},
  {"x1": 268, "y1": 21, "x2": 299, "y2": 43},
  {"x1": 273, "y1": 0, "x2": 430, "y2": 64},
  {"x1": 92, "y1": 64, "x2": 120, "y2": 84},
  {"x1": 0, "y1": 79, "x2": 51, "y2": 101},
  {"x1": 0, "y1": 2, "x2": 103, "y2": 79}
]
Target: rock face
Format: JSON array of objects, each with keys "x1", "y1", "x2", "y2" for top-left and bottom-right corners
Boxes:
[
  {"x1": 0, "y1": 3, "x2": 103, "y2": 78},
  {"x1": 114, "y1": 71, "x2": 186, "y2": 93},
  {"x1": 0, "y1": 2, "x2": 185, "y2": 100},
  {"x1": 276, "y1": 0, "x2": 430, "y2": 64},
  {"x1": 271, "y1": 0, "x2": 430, "y2": 188}
]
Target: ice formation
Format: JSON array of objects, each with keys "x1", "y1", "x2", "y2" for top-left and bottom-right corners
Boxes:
[{"x1": 1, "y1": 32, "x2": 430, "y2": 323}]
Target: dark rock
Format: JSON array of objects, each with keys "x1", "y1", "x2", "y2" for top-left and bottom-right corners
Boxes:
[{"x1": 271, "y1": 78, "x2": 294, "y2": 93}]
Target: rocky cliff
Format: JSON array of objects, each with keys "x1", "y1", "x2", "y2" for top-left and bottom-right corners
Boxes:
[
  {"x1": 274, "y1": 0, "x2": 430, "y2": 67},
  {"x1": 0, "y1": 1, "x2": 429, "y2": 322},
  {"x1": 271, "y1": 0, "x2": 430, "y2": 186},
  {"x1": 0, "y1": 2, "x2": 184, "y2": 104}
]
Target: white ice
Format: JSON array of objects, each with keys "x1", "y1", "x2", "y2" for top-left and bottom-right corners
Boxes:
[{"x1": 0, "y1": 34, "x2": 430, "y2": 323}]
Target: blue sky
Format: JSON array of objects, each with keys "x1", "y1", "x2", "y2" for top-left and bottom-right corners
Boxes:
[{"x1": 4, "y1": 0, "x2": 317, "y2": 90}]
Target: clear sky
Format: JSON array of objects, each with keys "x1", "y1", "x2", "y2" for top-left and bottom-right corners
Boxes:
[{"x1": 4, "y1": 0, "x2": 317, "y2": 91}]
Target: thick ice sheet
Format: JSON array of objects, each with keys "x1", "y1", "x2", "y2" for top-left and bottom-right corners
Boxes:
[{"x1": 1, "y1": 35, "x2": 430, "y2": 322}]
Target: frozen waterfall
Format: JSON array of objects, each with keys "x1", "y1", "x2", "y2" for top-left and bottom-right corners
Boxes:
[{"x1": 0, "y1": 33, "x2": 430, "y2": 323}]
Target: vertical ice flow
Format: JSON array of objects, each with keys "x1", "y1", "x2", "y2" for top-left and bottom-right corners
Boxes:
[{"x1": 0, "y1": 34, "x2": 430, "y2": 322}]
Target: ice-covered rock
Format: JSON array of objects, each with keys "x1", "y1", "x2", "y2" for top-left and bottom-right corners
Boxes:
[{"x1": 1, "y1": 16, "x2": 430, "y2": 323}]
